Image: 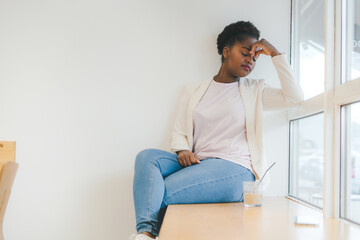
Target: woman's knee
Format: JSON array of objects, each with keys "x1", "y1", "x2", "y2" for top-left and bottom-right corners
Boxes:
[
  {"x1": 136, "y1": 148, "x2": 155, "y2": 159},
  {"x1": 135, "y1": 148, "x2": 170, "y2": 168},
  {"x1": 135, "y1": 148, "x2": 157, "y2": 165}
]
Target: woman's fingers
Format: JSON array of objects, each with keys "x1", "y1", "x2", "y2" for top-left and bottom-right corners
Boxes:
[
  {"x1": 250, "y1": 38, "x2": 280, "y2": 57},
  {"x1": 177, "y1": 153, "x2": 185, "y2": 167},
  {"x1": 184, "y1": 154, "x2": 191, "y2": 166},
  {"x1": 177, "y1": 151, "x2": 201, "y2": 167},
  {"x1": 254, "y1": 49, "x2": 265, "y2": 58},
  {"x1": 194, "y1": 155, "x2": 200, "y2": 164},
  {"x1": 187, "y1": 153, "x2": 194, "y2": 166},
  {"x1": 178, "y1": 157, "x2": 185, "y2": 167},
  {"x1": 190, "y1": 154, "x2": 196, "y2": 164},
  {"x1": 188, "y1": 153, "x2": 199, "y2": 165},
  {"x1": 184, "y1": 155, "x2": 190, "y2": 166},
  {"x1": 177, "y1": 150, "x2": 189, "y2": 167},
  {"x1": 189, "y1": 153, "x2": 200, "y2": 165},
  {"x1": 250, "y1": 42, "x2": 263, "y2": 56},
  {"x1": 185, "y1": 153, "x2": 193, "y2": 166}
]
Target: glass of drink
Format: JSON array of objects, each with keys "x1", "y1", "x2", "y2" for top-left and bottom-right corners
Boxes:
[{"x1": 243, "y1": 180, "x2": 263, "y2": 207}]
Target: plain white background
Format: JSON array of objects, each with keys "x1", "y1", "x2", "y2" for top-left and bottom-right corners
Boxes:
[{"x1": 0, "y1": 0, "x2": 292, "y2": 239}]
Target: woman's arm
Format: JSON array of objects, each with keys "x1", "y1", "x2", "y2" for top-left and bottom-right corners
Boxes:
[
  {"x1": 249, "y1": 39, "x2": 304, "y2": 111},
  {"x1": 170, "y1": 85, "x2": 192, "y2": 153},
  {"x1": 261, "y1": 53, "x2": 304, "y2": 111}
]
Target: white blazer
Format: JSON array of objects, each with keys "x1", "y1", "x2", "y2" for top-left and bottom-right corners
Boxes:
[{"x1": 169, "y1": 53, "x2": 304, "y2": 190}]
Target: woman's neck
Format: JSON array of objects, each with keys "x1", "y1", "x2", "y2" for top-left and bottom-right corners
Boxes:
[{"x1": 213, "y1": 64, "x2": 240, "y2": 83}]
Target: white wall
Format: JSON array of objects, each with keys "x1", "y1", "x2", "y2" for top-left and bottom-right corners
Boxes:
[{"x1": 0, "y1": 0, "x2": 291, "y2": 239}]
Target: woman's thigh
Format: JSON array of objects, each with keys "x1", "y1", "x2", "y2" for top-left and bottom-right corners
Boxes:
[
  {"x1": 161, "y1": 158, "x2": 255, "y2": 207},
  {"x1": 135, "y1": 148, "x2": 183, "y2": 178}
]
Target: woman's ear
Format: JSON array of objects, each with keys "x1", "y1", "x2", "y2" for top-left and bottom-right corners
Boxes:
[{"x1": 223, "y1": 46, "x2": 230, "y2": 60}]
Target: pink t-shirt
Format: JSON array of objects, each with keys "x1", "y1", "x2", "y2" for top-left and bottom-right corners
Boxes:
[{"x1": 192, "y1": 78, "x2": 253, "y2": 173}]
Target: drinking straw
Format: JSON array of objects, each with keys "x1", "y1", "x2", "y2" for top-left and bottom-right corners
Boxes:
[{"x1": 258, "y1": 162, "x2": 276, "y2": 185}]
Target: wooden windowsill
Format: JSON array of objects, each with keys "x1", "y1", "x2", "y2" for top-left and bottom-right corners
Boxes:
[{"x1": 158, "y1": 196, "x2": 360, "y2": 240}]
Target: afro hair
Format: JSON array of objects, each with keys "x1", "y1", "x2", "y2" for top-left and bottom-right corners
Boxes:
[{"x1": 217, "y1": 20, "x2": 260, "y2": 63}]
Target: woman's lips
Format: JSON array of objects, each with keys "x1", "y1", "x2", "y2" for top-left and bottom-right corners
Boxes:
[{"x1": 242, "y1": 65, "x2": 250, "y2": 71}]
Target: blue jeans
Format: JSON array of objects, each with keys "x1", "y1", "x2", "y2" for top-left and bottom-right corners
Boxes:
[{"x1": 132, "y1": 148, "x2": 255, "y2": 236}]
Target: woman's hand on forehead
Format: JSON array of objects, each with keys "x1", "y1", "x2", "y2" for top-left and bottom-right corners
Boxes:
[{"x1": 250, "y1": 38, "x2": 281, "y2": 58}]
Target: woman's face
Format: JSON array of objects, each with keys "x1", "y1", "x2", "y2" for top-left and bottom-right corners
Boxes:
[{"x1": 223, "y1": 37, "x2": 259, "y2": 78}]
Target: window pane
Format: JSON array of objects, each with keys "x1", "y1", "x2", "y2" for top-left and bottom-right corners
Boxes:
[
  {"x1": 340, "y1": 102, "x2": 360, "y2": 224},
  {"x1": 292, "y1": 0, "x2": 325, "y2": 99},
  {"x1": 342, "y1": 0, "x2": 360, "y2": 83},
  {"x1": 289, "y1": 113, "x2": 324, "y2": 208}
]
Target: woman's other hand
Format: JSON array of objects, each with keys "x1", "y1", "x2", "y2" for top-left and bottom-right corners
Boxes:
[{"x1": 176, "y1": 150, "x2": 200, "y2": 167}]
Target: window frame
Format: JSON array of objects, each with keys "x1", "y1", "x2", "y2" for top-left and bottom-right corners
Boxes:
[
  {"x1": 287, "y1": 0, "x2": 360, "y2": 223},
  {"x1": 288, "y1": 111, "x2": 325, "y2": 210}
]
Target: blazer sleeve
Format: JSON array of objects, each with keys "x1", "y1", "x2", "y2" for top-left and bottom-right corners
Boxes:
[
  {"x1": 170, "y1": 85, "x2": 192, "y2": 153},
  {"x1": 261, "y1": 53, "x2": 305, "y2": 111}
]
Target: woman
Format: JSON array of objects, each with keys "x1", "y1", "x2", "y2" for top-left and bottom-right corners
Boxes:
[{"x1": 129, "y1": 20, "x2": 304, "y2": 240}]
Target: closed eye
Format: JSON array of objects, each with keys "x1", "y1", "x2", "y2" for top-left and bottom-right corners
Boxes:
[{"x1": 242, "y1": 53, "x2": 257, "y2": 62}]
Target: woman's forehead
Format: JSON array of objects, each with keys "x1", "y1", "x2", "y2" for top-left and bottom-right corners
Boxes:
[{"x1": 235, "y1": 38, "x2": 257, "y2": 50}]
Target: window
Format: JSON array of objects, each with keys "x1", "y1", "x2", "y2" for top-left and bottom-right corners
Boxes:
[
  {"x1": 289, "y1": 112, "x2": 324, "y2": 208},
  {"x1": 288, "y1": 0, "x2": 360, "y2": 224},
  {"x1": 291, "y1": 0, "x2": 325, "y2": 100},
  {"x1": 341, "y1": 0, "x2": 360, "y2": 84},
  {"x1": 288, "y1": 0, "x2": 325, "y2": 209},
  {"x1": 340, "y1": 102, "x2": 360, "y2": 223},
  {"x1": 339, "y1": 0, "x2": 360, "y2": 225}
]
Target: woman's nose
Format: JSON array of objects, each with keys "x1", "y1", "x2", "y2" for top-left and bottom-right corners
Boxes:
[{"x1": 246, "y1": 57, "x2": 253, "y2": 64}]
